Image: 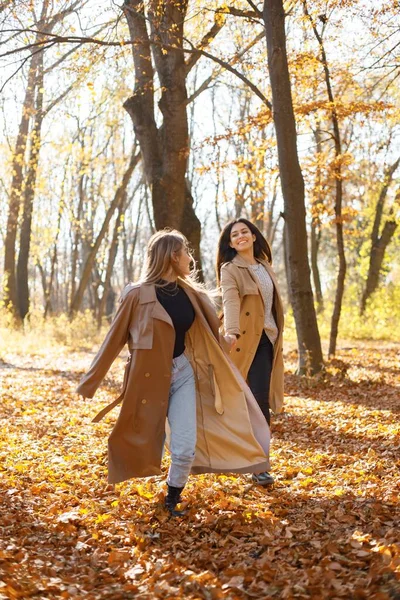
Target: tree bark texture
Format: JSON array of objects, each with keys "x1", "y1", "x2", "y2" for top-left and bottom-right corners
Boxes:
[
  {"x1": 263, "y1": 0, "x2": 323, "y2": 374},
  {"x1": 122, "y1": 0, "x2": 202, "y2": 272}
]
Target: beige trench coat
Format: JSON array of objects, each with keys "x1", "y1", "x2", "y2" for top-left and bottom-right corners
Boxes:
[
  {"x1": 77, "y1": 282, "x2": 271, "y2": 484},
  {"x1": 220, "y1": 255, "x2": 285, "y2": 415}
]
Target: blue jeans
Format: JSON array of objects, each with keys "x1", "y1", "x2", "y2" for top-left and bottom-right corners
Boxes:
[{"x1": 166, "y1": 353, "x2": 197, "y2": 488}]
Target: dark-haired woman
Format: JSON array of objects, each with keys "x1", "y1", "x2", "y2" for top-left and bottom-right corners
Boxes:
[
  {"x1": 216, "y1": 218, "x2": 284, "y2": 486},
  {"x1": 77, "y1": 229, "x2": 271, "y2": 516}
]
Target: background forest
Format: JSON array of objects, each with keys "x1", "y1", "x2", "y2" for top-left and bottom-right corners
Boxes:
[
  {"x1": 1, "y1": 0, "x2": 399, "y2": 359},
  {"x1": 1, "y1": 3, "x2": 400, "y2": 599}
]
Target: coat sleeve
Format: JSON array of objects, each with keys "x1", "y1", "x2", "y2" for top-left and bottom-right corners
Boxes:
[
  {"x1": 76, "y1": 289, "x2": 139, "y2": 399},
  {"x1": 220, "y1": 265, "x2": 241, "y2": 337}
]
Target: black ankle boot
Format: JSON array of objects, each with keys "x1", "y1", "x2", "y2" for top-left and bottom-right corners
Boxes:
[{"x1": 165, "y1": 484, "x2": 185, "y2": 516}]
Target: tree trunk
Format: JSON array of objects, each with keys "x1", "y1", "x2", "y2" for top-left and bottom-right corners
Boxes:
[
  {"x1": 311, "y1": 126, "x2": 324, "y2": 313},
  {"x1": 282, "y1": 218, "x2": 293, "y2": 309},
  {"x1": 69, "y1": 149, "x2": 140, "y2": 315},
  {"x1": 97, "y1": 192, "x2": 127, "y2": 328},
  {"x1": 36, "y1": 261, "x2": 48, "y2": 304},
  {"x1": 302, "y1": 0, "x2": 346, "y2": 356},
  {"x1": 360, "y1": 159, "x2": 400, "y2": 314},
  {"x1": 3, "y1": 53, "x2": 40, "y2": 318},
  {"x1": 44, "y1": 194, "x2": 64, "y2": 318},
  {"x1": 124, "y1": 192, "x2": 144, "y2": 283},
  {"x1": 122, "y1": 0, "x2": 202, "y2": 273},
  {"x1": 265, "y1": 175, "x2": 278, "y2": 244},
  {"x1": 360, "y1": 193, "x2": 399, "y2": 314},
  {"x1": 16, "y1": 55, "x2": 44, "y2": 320},
  {"x1": 70, "y1": 170, "x2": 86, "y2": 306},
  {"x1": 263, "y1": 0, "x2": 323, "y2": 374},
  {"x1": 96, "y1": 170, "x2": 145, "y2": 325},
  {"x1": 310, "y1": 223, "x2": 323, "y2": 313}
]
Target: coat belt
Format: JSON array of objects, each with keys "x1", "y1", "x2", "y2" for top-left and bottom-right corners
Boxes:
[{"x1": 92, "y1": 355, "x2": 131, "y2": 423}]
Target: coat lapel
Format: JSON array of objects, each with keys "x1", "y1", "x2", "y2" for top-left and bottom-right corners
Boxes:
[
  {"x1": 140, "y1": 282, "x2": 221, "y2": 340},
  {"x1": 139, "y1": 283, "x2": 174, "y2": 328},
  {"x1": 232, "y1": 254, "x2": 264, "y2": 298}
]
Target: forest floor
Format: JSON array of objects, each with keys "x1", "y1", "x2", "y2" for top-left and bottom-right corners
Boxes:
[{"x1": 0, "y1": 340, "x2": 399, "y2": 600}]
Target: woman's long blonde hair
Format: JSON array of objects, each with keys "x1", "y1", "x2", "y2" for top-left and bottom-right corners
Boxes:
[{"x1": 140, "y1": 228, "x2": 208, "y2": 296}]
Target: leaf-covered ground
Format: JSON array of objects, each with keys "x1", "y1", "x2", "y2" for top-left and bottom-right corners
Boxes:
[{"x1": 0, "y1": 343, "x2": 399, "y2": 599}]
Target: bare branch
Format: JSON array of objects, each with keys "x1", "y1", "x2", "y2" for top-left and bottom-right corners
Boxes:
[
  {"x1": 0, "y1": 27, "x2": 272, "y2": 108},
  {"x1": 187, "y1": 70, "x2": 218, "y2": 105},
  {"x1": 185, "y1": 36, "x2": 271, "y2": 109},
  {"x1": 217, "y1": 6, "x2": 261, "y2": 20},
  {"x1": 245, "y1": 0, "x2": 263, "y2": 16},
  {"x1": 44, "y1": 21, "x2": 112, "y2": 74},
  {"x1": 185, "y1": 14, "x2": 226, "y2": 74},
  {"x1": 0, "y1": 51, "x2": 32, "y2": 93},
  {"x1": 45, "y1": 0, "x2": 85, "y2": 31},
  {"x1": 187, "y1": 31, "x2": 265, "y2": 104},
  {"x1": 0, "y1": 0, "x2": 14, "y2": 15}
]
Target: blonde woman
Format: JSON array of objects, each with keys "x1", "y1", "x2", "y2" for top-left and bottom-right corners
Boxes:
[
  {"x1": 216, "y1": 218, "x2": 284, "y2": 487},
  {"x1": 77, "y1": 229, "x2": 271, "y2": 516}
]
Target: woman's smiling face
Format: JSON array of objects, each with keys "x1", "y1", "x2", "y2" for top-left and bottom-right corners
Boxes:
[{"x1": 229, "y1": 222, "x2": 256, "y2": 253}]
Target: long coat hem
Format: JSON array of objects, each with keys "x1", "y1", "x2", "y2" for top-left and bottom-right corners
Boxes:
[
  {"x1": 108, "y1": 461, "x2": 271, "y2": 484},
  {"x1": 191, "y1": 460, "x2": 270, "y2": 475}
]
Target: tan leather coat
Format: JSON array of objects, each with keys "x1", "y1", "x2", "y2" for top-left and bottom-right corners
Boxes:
[
  {"x1": 220, "y1": 255, "x2": 285, "y2": 414},
  {"x1": 77, "y1": 282, "x2": 271, "y2": 484}
]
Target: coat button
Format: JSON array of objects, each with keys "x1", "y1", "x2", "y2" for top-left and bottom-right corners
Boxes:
[
  {"x1": 236, "y1": 348, "x2": 241, "y2": 352},
  {"x1": 242, "y1": 330, "x2": 246, "y2": 334},
  {"x1": 245, "y1": 312, "x2": 250, "y2": 316},
  {"x1": 145, "y1": 372, "x2": 150, "y2": 377},
  {"x1": 141, "y1": 399, "x2": 147, "y2": 404}
]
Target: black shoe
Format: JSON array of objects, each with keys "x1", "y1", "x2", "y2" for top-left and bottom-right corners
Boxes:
[
  {"x1": 252, "y1": 472, "x2": 274, "y2": 486},
  {"x1": 165, "y1": 484, "x2": 186, "y2": 516}
]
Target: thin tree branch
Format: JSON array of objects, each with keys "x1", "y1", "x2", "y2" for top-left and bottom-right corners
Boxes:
[
  {"x1": 187, "y1": 31, "x2": 265, "y2": 104},
  {"x1": 245, "y1": 0, "x2": 263, "y2": 16},
  {"x1": 184, "y1": 37, "x2": 272, "y2": 109},
  {"x1": 185, "y1": 14, "x2": 226, "y2": 74},
  {"x1": 1, "y1": 28, "x2": 273, "y2": 108},
  {"x1": 216, "y1": 6, "x2": 261, "y2": 20}
]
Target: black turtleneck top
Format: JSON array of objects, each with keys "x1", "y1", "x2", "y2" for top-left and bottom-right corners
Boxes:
[{"x1": 156, "y1": 281, "x2": 195, "y2": 358}]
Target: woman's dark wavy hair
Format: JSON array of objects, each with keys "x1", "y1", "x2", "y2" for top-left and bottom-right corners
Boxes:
[{"x1": 215, "y1": 218, "x2": 272, "y2": 285}]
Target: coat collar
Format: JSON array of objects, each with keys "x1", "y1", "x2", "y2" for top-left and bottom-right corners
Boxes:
[
  {"x1": 231, "y1": 253, "x2": 272, "y2": 273},
  {"x1": 231, "y1": 254, "x2": 281, "y2": 300},
  {"x1": 138, "y1": 283, "x2": 173, "y2": 328},
  {"x1": 139, "y1": 283, "x2": 157, "y2": 304}
]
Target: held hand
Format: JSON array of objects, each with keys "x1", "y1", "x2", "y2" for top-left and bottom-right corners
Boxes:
[{"x1": 224, "y1": 334, "x2": 237, "y2": 351}]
